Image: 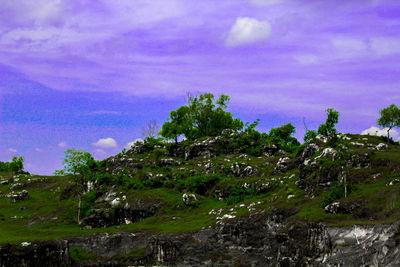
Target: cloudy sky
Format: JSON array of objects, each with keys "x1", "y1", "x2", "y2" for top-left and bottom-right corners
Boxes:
[{"x1": 1, "y1": 0, "x2": 399, "y2": 174}]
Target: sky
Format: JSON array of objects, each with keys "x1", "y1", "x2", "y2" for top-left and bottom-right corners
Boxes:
[{"x1": 1, "y1": 0, "x2": 400, "y2": 174}]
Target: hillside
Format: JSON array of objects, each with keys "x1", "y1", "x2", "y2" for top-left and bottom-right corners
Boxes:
[{"x1": 0, "y1": 132, "x2": 400, "y2": 266}]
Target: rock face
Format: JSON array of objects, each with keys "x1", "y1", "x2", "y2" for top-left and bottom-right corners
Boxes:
[
  {"x1": 2, "y1": 218, "x2": 399, "y2": 266},
  {"x1": 0, "y1": 240, "x2": 71, "y2": 267}
]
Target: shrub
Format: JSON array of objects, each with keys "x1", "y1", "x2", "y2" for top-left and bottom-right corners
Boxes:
[{"x1": 185, "y1": 174, "x2": 220, "y2": 195}]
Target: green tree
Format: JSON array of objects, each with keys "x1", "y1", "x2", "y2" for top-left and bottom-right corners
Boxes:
[
  {"x1": 377, "y1": 104, "x2": 400, "y2": 139},
  {"x1": 318, "y1": 108, "x2": 340, "y2": 139},
  {"x1": 9, "y1": 156, "x2": 24, "y2": 173},
  {"x1": 160, "y1": 93, "x2": 243, "y2": 141},
  {"x1": 54, "y1": 149, "x2": 95, "y2": 224},
  {"x1": 269, "y1": 123, "x2": 300, "y2": 148},
  {"x1": 303, "y1": 130, "x2": 318, "y2": 143}
]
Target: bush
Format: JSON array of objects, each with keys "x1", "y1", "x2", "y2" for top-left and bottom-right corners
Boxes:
[
  {"x1": 185, "y1": 174, "x2": 220, "y2": 195},
  {"x1": 323, "y1": 183, "x2": 354, "y2": 206}
]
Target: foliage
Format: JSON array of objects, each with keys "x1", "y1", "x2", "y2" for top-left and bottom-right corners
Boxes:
[
  {"x1": 160, "y1": 93, "x2": 243, "y2": 142},
  {"x1": 377, "y1": 104, "x2": 400, "y2": 139},
  {"x1": 54, "y1": 149, "x2": 96, "y2": 181},
  {"x1": 323, "y1": 183, "x2": 355, "y2": 207},
  {"x1": 303, "y1": 130, "x2": 318, "y2": 143},
  {"x1": 185, "y1": 174, "x2": 220, "y2": 195},
  {"x1": 0, "y1": 156, "x2": 25, "y2": 173},
  {"x1": 269, "y1": 123, "x2": 300, "y2": 150},
  {"x1": 318, "y1": 108, "x2": 339, "y2": 139}
]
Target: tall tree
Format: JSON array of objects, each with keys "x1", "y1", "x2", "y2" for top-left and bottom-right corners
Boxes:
[
  {"x1": 377, "y1": 104, "x2": 400, "y2": 139},
  {"x1": 54, "y1": 149, "x2": 95, "y2": 224}
]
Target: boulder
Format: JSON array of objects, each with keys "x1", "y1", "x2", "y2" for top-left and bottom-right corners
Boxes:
[
  {"x1": 274, "y1": 157, "x2": 290, "y2": 173},
  {"x1": 316, "y1": 148, "x2": 338, "y2": 160},
  {"x1": 230, "y1": 162, "x2": 258, "y2": 178},
  {"x1": 9, "y1": 190, "x2": 29, "y2": 202},
  {"x1": 182, "y1": 193, "x2": 197, "y2": 205},
  {"x1": 300, "y1": 143, "x2": 320, "y2": 161},
  {"x1": 376, "y1": 143, "x2": 389, "y2": 151},
  {"x1": 324, "y1": 201, "x2": 359, "y2": 214}
]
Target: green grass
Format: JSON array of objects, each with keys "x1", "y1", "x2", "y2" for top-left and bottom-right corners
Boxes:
[{"x1": 70, "y1": 246, "x2": 96, "y2": 263}]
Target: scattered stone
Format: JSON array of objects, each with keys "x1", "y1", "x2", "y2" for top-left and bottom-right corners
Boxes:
[
  {"x1": 387, "y1": 179, "x2": 400, "y2": 186},
  {"x1": 376, "y1": 143, "x2": 389, "y2": 151},
  {"x1": 8, "y1": 190, "x2": 29, "y2": 202},
  {"x1": 221, "y1": 128, "x2": 235, "y2": 136},
  {"x1": 350, "y1": 142, "x2": 365, "y2": 148},
  {"x1": 287, "y1": 194, "x2": 295, "y2": 200},
  {"x1": 182, "y1": 193, "x2": 197, "y2": 206},
  {"x1": 0, "y1": 180, "x2": 9, "y2": 185},
  {"x1": 274, "y1": 157, "x2": 290, "y2": 173},
  {"x1": 111, "y1": 198, "x2": 120, "y2": 207},
  {"x1": 20, "y1": 242, "x2": 31, "y2": 247},
  {"x1": 316, "y1": 148, "x2": 338, "y2": 160},
  {"x1": 324, "y1": 201, "x2": 359, "y2": 214},
  {"x1": 159, "y1": 158, "x2": 178, "y2": 166}
]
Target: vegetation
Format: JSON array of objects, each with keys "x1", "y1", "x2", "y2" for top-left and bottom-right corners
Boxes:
[
  {"x1": 0, "y1": 156, "x2": 25, "y2": 173},
  {"x1": 377, "y1": 104, "x2": 400, "y2": 139},
  {"x1": 1, "y1": 93, "x2": 400, "y2": 264},
  {"x1": 160, "y1": 93, "x2": 244, "y2": 142}
]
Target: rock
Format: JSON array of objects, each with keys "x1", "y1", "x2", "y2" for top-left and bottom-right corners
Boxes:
[
  {"x1": 276, "y1": 149, "x2": 287, "y2": 156},
  {"x1": 324, "y1": 201, "x2": 359, "y2": 214},
  {"x1": 0, "y1": 180, "x2": 8, "y2": 185},
  {"x1": 316, "y1": 148, "x2": 338, "y2": 160},
  {"x1": 350, "y1": 142, "x2": 365, "y2": 148},
  {"x1": 300, "y1": 143, "x2": 320, "y2": 161},
  {"x1": 387, "y1": 179, "x2": 400, "y2": 186},
  {"x1": 230, "y1": 162, "x2": 258, "y2": 178},
  {"x1": 376, "y1": 143, "x2": 389, "y2": 151},
  {"x1": 10, "y1": 183, "x2": 24, "y2": 191},
  {"x1": 111, "y1": 197, "x2": 120, "y2": 207},
  {"x1": 8, "y1": 190, "x2": 29, "y2": 202},
  {"x1": 182, "y1": 193, "x2": 197, "y2": 205},
  {"x1": 20, "y1": 242, "x2": 31, "y2": 247},
  {"x1": 274, "y1": 157, "x2": 290, "y2": 173},
  {"x1": 316, "y1": 135, "x2": 329, "y2": 143},
  {"x1": 159, "y1": 158, "x2": 178, "y2": 166},
  {"x1": 238, "y1": 154, "x2": 249, "y2": 159},
  {"x1": 221, "y1": 128, "x2": 235, "y2": 136},
  {"x1": 350, "y1": 153, "x2": 370, "y2": 169}
]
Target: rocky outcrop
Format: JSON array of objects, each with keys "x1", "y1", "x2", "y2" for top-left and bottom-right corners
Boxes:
[
  {"x1": 0, "y1": 240, "x2": 70, "y2": 267},
  {"x1": 1, "y1": 218, "x2": 400, "y2": 266}
]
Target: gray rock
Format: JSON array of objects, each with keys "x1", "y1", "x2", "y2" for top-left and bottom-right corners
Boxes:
[
  {"x1": 274, "y1": 157, "x2": 290, "y2": 173},
  {"x1": 376, "y1": 143, "x2": 389, "y2": 151},
  {"x1": 182, "y1": 193, "x2": 197, "y2": 205}
]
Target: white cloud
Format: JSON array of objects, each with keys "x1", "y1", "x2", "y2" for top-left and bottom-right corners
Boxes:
[
  {"x1": 361, "y1": 126, "x2": 400, "y2": 141},
  {"x1": 92, "y1": 137, "x2": 118, "y2": 148},
  {"x1": 58, "y1": 141, "x2": 67, "y2": 148},
  {"x1": 249, "y1": 0, "x2": 285, "y2": 6},
  {"x1": 226, "y1": 17, "x2": 271, "y2": 47},
  {"x1": 35, "y1": 148, "x2": 43, "y2": 152},
  {"x1": 125, "y1": 138, "x2": 144, "y2": 149},
  {"x1": 7, "y1": 148, "x2": 17, "y2": 153}
]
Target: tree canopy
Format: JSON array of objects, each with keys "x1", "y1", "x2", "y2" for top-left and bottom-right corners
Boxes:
[
  {"x1": 160, "y1": 93, "x2": 243, "y2": 142},
  {"x1": 377, "y1": 104, "x2": 400, "y2": 139},
  {"x1": 318, "y1": 108, "x2": 340, "y2": 139}
]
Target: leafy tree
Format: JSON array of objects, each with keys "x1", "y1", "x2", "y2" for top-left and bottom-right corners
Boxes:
[
  {"x1": 160, "y1": 93, "x2": 243, "y2": 142},
  {"x1": 0, "y1": 156, "x2": 24, "y2": 173},
  {"x1": 269, "y1": 123, "x2": 300, "y2": 148},
  {"x1": 54, "y1": 149, "x2": 96, "y2": 224},
  {"x1": 303, "y1": 130, "x2": 318, "y2": 143},
  {"x1": 377, "y1": 104, "x2": 400, "y2": 139},
  {"x1": 318, "y1": 108, "x2": 340, "y2": 139}
]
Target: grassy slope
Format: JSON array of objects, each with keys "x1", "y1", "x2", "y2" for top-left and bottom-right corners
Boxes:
[{"x1": 0, "y1": 134, "x2": 399, "y2": 245}]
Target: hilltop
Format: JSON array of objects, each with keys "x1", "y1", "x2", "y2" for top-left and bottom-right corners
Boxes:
[{"x1": 0, "y1": 131, "x2": 400, "y2": 266}]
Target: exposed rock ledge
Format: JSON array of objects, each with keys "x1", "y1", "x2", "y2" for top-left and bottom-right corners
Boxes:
[{"x1": 1, "y1": 218, "x2": 399, "y2": 266}]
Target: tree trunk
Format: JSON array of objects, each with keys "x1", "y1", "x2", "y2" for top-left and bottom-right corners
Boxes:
[
  {"x1": 388, "y1": 127, "x2": 392, "y2": 139},
  {"x1": 77, "y1": 194, "x2": 81, "y2": 224}
]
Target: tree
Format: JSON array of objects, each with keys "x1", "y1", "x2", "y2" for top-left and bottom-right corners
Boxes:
[
  {"x1": 54, "y1": 149, "x2": 95, "y2": 224},
  {"x1": 269, "y1": 123, "x2": 300, "y2": 148},
  {"x1": 377, "y1": 104, "x2": 400, "y2": 139},
  {"x1": 318, "y1": 108, "x2": 340, "y2": 139},
  {"x1": 141, "y1": 120, "x2": 160, "y2": 139},
  {"x1": 160, "y1": 93, "x2": 243, "y2": 142}
]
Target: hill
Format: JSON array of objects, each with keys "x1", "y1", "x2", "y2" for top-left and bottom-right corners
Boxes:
[{"x1": 0, "y1": 132, "x2": 400, "y2": 266}]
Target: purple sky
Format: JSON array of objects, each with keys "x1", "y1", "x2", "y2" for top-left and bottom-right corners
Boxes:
[{"x1": 1, "y1": 0, "x2": 400, "y2": 174}]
